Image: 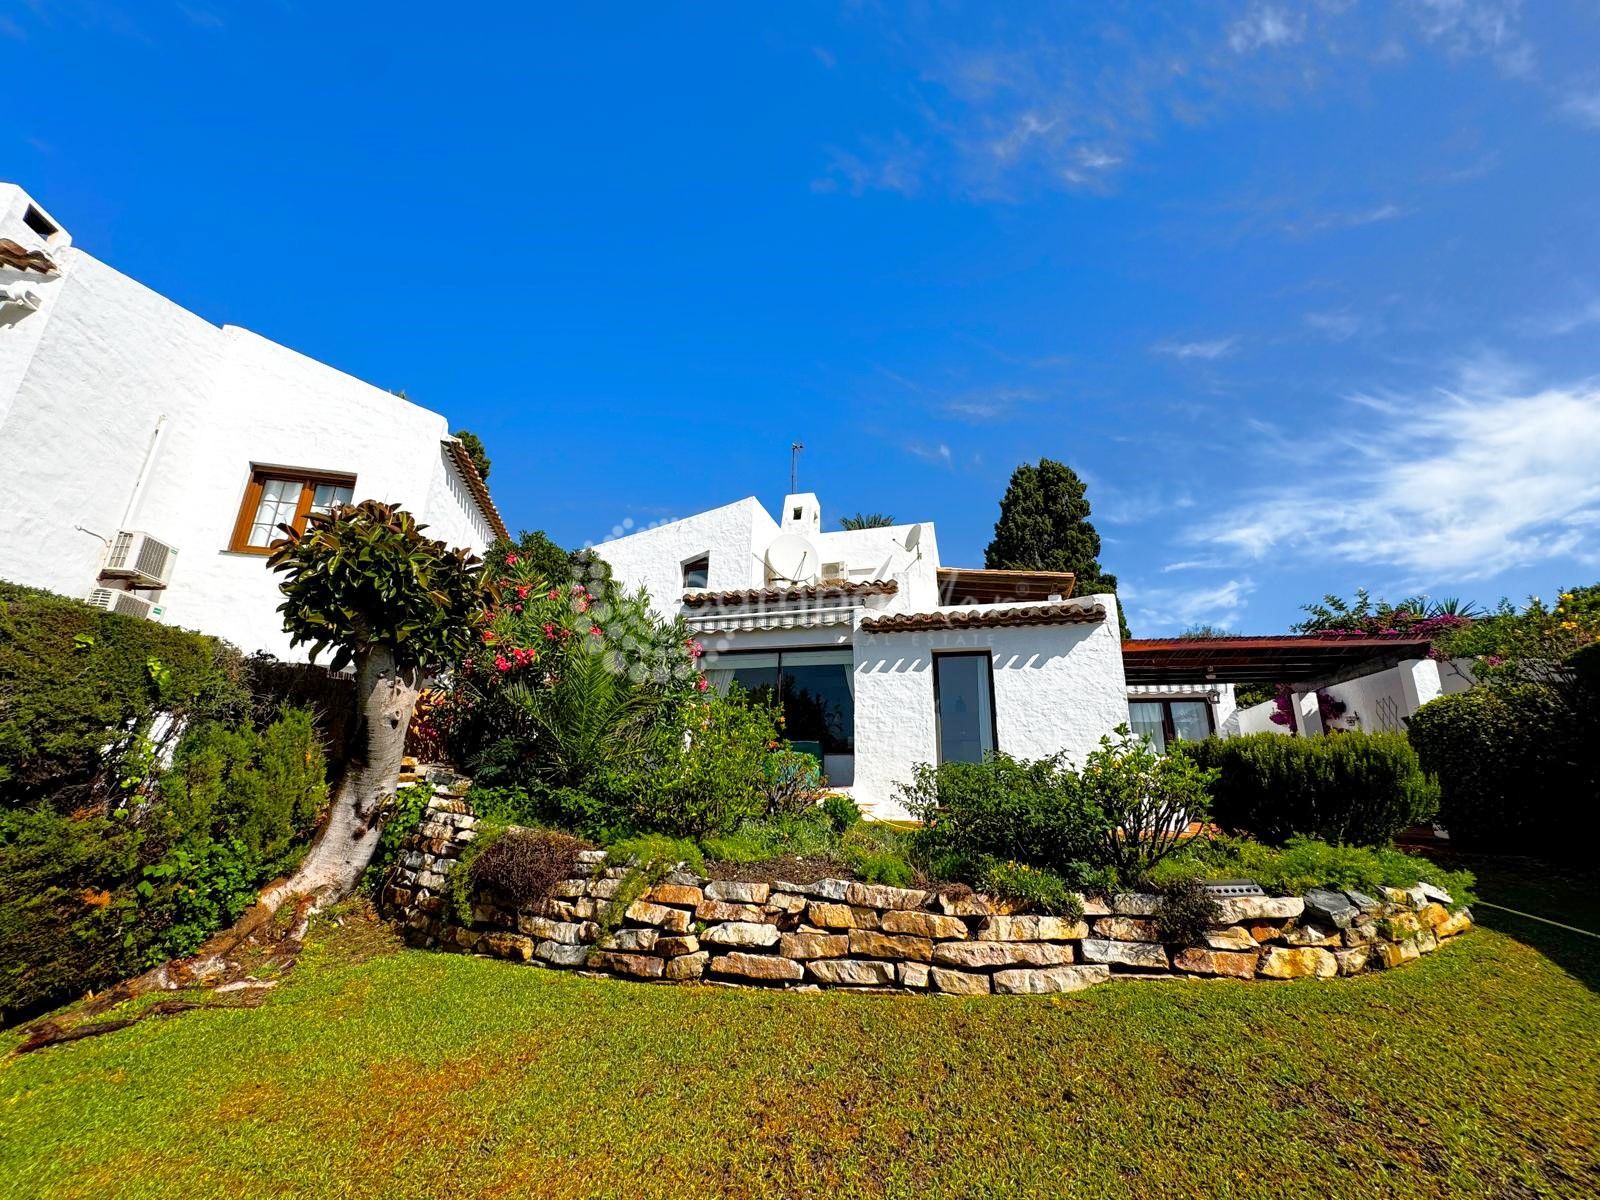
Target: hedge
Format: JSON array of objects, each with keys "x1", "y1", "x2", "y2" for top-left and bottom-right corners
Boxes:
[
  {"x1": 1177, "y1": 732, "x2": 1437, "y2": 847},
  {"x1": 1408, "y1": 684, "x2": 1598, "y2": 857}
]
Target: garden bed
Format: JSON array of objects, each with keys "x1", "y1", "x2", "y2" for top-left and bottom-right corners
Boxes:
[{"x1": 387, "y1": 784, "x2": 1472, "y2": 994}]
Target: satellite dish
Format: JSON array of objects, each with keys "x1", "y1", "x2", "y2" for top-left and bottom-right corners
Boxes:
[
  {"x1": 764, "y1": 532, "x2": 820, "y2": 584},
  {"x1": 902, "y1": 526, "x2": 921, "y2": 554}
]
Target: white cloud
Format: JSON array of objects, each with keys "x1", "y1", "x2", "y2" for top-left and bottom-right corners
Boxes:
[
  {"x1": 1304, "y1": 309, "x2": 1366, "y2": 340},
  {"x1": 1153, "y1": 337, "x2": 1238, "y2": 361},
  {"x1": 1186, "y1": 367, "x2": 1600, "y2": 581},
  {"x1": 1409, "y1": 0, "x2": 1535, "y2": 78},
  {"x1": 1124, "y1": 578, "x2": 1257, "y2": 633},
  {"x1": 1559, "y1": 88, "x2": 1600, "y2": 129},
  {"x1": 1229, "y1": 6, "x2": 1303, "y2": 54},
  {"x1": 1522, "y1": 298, "x2": 1600, "y2": 336},
  {"x1": 814, "y1": 138, "x2": 924, "y2": 197},
  {"x1": 938, "y1": 386, "x2": 1037, "y2": 422},
  {"x1": 904, "y1": 441, "x2": 954, "y2": 467}
]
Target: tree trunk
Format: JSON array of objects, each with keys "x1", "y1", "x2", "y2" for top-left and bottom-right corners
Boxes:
[{"x1": 262, "y1": 645, "x2": 421, "y2": 909}]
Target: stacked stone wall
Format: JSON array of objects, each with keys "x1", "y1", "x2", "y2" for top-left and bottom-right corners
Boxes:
[{"x1": 384, "y1": 787, "x2": 1472, "y2": 994}]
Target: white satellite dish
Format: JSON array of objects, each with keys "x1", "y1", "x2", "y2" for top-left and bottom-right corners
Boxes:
[
  {"x1": 764, "y1": 532, "x2": 820, "y2": 584},
  {"x1": 902, "y1": 525, "x2": 921, "y2": 554}
]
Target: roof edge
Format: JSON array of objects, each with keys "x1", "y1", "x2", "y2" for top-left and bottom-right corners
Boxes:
[{"x1": 442, "y1": 438, "x2": 509, "y2": 543}]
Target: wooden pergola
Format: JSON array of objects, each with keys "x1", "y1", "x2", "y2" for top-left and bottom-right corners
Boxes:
[{"x1": 1121, "y1": 635, "x2": 1434, "y2": 686}]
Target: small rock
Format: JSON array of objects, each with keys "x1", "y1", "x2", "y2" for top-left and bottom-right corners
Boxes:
[
  {"x1": 705, "y1": 880, "x2": 771, "y2": 905},
  {"x1": 1417, "y1": 881, "x2": 1453, "y2": 906},
  {"x1": 655, "y1": 935, "x2": 700, "y2": 957},
  {"x1": 1371, "y1": 938, "x2": 1420, "y2": 969},
  {"x1": 1093, "y1": 916, "x2": 1161, "y2": 942},
  {"x1": 1344, "y1": 889, "x2": 1382, "y2": 913},
  {"x1": 481, "y1": 932, "x2": 535, "y2": 962},
  {"x1": 778, "y1": 932, "x2": 850, "y2": 960},
  {"x1": 1303, "y1": 888, "x2": 1358, "y2": 930},
  {"x1": 807, "y1": 959, "x2": 897, "y2": 987},
  {"x1": 899, "y1": 962, "x2": 931, "y2": 989},
  {"x1": 1203, "y1": 927, "x2": 1257, "y2": 952},
  {"x1": 517, "y1": 915, "x2": 595, "y2": 945},
  {"x1": 599, "y1": 927, "x2": 658, "y2": 953},
  {"x1": 710, "y1": 952, "x2": 804, "y2": 982},
  {"x1": 809, "y1": 879, "x2": 853, "y2": 902},
  {"x1": 1436, "y1": 910, "x2": 1472, "y2": 938},
  {"x1": 937, "y1": 893, "x2": 994, "y2": 917},
  {"x1": 1172, "y1": 947, "x2": 1257, "y2": 979},
  {"x1": 1079, "y1": 939, "x2": 1168, "y2": 971},
  {"x1": 1281, "y1": 924, "x2": 1340, "y2": 948},
  {"x1": 624, "y1": 901, "x2": 692, "y2": 933},
  {"x1": 1257, "y1": 946, "x2": 1338, "y2": 979},
  {"x1": 1110, "y1": 892, "x2": 1160, "y2": 916},
  {"x1": 589, "y1": 950, "x2": 664, "y2": 979},
  {"x1": 977, "y1": 915, "x2": 1088, "y2": 942},
  {"x1": 992, "y1": 965, "x2": 1109, "y2": 995},
  {"x1": 932, "y1": 941, "x2": 1075, "y2": 969},
  {"x1": 805, "y1": 902, "x2": 877, "y2": 930},
  {"x1": 664, "y1": 951, "x2": 709, "y2": 981},
  {"x1": 845, "y1": 882, "x2": 929, "y2": 911},
  {"x1": 701, "y1": 921, "x2": 781, "y2": 949},
  {"x1": 766, "y1": 892, "x2": 807, "y2": 916},
  {"x1": 880, "y1": 910, "x2": 969, "y2": 940},
  {"x1": 1079, "y1": 894, "x2": 1112, "y2": 917},
  {"x1": 695, "y1": 899, "x2": 773, "y2": 924},
  {"x1": 931, "y1": 967, "x2": 992, "y2": 995},
  {"x1": 848, "y1": 930, "x2": 935, "y2": 962},
  {"x1": 1416, "y1": 902, "x2": 1451, "y2": 930},
  {"x1": 536, "y1": 940, "x2": 591, "y2": 967},
  {"x1": 644, "y1": 883, "x2": 703, "y2": 907},
  {"x1": 588, "y1": 878, "x2": 623, "y2": 900},
  {"x1": 1215, "y1": 896, "x2": 1305, "y2": 924},
  {"x1": 1334, "y1": 946, "x2": 1370, "y2": 975}
]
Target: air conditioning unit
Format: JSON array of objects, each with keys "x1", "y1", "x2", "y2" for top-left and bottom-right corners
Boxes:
[
  {"x1": 100, "y1": 530, "x2": 179, "y2": 588},
  {"x1": 86, "y1": 588, "x2": 165, "y2": 621}
]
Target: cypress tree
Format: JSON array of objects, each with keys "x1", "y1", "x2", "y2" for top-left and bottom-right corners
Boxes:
[{"x1": 984, "y1": 459, "x2": 1129, "y2": 636}]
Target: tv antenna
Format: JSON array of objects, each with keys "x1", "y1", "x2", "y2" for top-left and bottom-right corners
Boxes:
[{"x1": 790, "y1": 441, "x2": 804, "y2": 492}]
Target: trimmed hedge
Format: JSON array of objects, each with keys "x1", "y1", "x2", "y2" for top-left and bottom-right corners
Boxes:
[
  {"x1": 1408, "y1": 684, "x2": 1597, "y2": 857},
  {"x1": 1177, "y1": 732, "x2": 1437, "y2": 847}
]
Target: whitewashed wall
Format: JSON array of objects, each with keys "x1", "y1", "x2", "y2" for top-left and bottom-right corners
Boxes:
[
  {"x1": 0, "y1": 184, "x2": 495, "y2": 661},
  {"x1": 852, "y1": 595, "x2": 1128, "y2": 819}
]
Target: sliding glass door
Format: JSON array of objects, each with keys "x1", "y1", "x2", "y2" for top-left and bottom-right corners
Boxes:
[{"x1": 703, "y1": 649, "x2": 855, "y2": 784}]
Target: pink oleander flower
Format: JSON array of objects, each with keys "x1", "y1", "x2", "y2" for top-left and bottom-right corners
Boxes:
[
  {"x1": 505, "y1": 553, "x2": 519, "y2": 565},
  {"x1": 516, "y1": 585, "x2": 530, "y2": 599},
  {"x1": 589, "y1": 624, "x2": 603, "y2": 637},
  {"x1": 494, "y1": 654, "x2": 511, "y2": 672},
  {"x1": 548, "y1": 588, "x2": 561, "y2": 601},
  {"x1": 696, "y1": 676, "x2": 709, "y2": 692},
  {"x1": 543, "y1": 622, "x2": 558, "y2": 640},
  {"x1": 687, "y1": 640, "x2": 704, "y2": 659}
]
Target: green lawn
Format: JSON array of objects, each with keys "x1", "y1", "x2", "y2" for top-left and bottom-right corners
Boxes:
[{"x1": 2, "y1": 874, "x2": 1597, "y2": 1200}]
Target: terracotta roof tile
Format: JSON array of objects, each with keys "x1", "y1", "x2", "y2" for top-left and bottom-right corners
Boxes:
[
  {"x1": 442, "y1": 438, "x2": 509, "y2": 542},
  {"x1": 682, "y1": 580, "x2": 898, "y2": 606},
  {"x1": 861, "y1": 601, "x2": 1107, "y2": 633},
  {"x1": 0, "y1": 238, "x2": 58, "y2": 275}
]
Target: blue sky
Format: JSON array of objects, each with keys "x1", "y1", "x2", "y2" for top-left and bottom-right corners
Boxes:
[{"x1": 9, "y1": 1, "x2": 1600, "y2": 634}]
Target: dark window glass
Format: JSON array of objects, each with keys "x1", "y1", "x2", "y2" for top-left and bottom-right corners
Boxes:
[
  {"x1": 682, "y1": 555, "x2": 710, "y2": 589},
  {"x1": 934, "y1": 653, "x2": 995, "y2": 765}
]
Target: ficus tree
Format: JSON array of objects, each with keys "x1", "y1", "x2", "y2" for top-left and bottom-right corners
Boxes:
[{"x1": 265, "y1": 500, "x2": 489, "y2": 903}]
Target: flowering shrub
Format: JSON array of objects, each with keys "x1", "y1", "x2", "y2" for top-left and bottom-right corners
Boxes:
[{"x1": 1267, "y1": 685, "x2": 1347, "y2": 730}]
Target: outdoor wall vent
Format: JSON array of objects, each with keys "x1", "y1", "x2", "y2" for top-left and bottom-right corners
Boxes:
[
  {"x1": 23, "y1": 204, "x2": 58, "y2": 240},
  {"x1": 86, "y1": 588, "x2": 165, "y2": 621},
  {"x1": 100, "y1": 530, "x2": 179, "y2": 588},
  {"x1": 1201, "y1": 880, "x2": 1266, "y2": 898}
]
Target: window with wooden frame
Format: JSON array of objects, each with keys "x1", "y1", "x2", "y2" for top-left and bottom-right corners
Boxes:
[
  {"x1": 1127, "y1": 698, "x2": 1213, "y2": 753},
  {"x1": 228, "y1": 468, "x2": 355, "y2": 553}
]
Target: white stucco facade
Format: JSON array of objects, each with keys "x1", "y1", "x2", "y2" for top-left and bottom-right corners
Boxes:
[
  {"x1": 595, "y1": 490, "x2": 1127, "y2": 818},
  {"x1": 0, "y1": 183, "x2": 504, "y2": 661}
]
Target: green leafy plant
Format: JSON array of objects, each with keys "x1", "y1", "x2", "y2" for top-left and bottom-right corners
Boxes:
[
  {"x1": 1078, "y1": 728, "x2": 1214, "y2": 883},
  {"x1": 973, "y1": 860, "x2": 1085, "y2": 919},
  {"x1": 1151, "y1": 877, "x2": 1222, "y2": 944},
  {"x1": 594, "y1": 834, "x2": 705, "y2": 936},
  {"x1": 363, "y1": 783, "x2": 433, "y2": 897},
  {"x1": 1177, "y1": 731, "x2": 1436, "y2": 847},
  {"x1": 901, "y1": 752, "x2": 1110, "y2": 888},
  {"x1": 820, "y1": 792, "x2": 862, "y2": 834},
  {"x1": 841, "y1": 823, "x2": 916, "y2": 886}
]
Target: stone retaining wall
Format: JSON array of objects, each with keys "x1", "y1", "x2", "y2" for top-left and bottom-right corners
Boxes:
[{"x1": 384, "y1": 784, "x2": 1472, "y2": 995}]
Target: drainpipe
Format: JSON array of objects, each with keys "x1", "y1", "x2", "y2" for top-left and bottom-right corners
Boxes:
[{"x1": 120, "y1": 413, "x2": 168, "y2": 529}]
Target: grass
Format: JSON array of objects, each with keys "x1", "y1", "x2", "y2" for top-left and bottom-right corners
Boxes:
[{"x1": 1, "y1": 866, "x2": 1597, "y2": 1199}]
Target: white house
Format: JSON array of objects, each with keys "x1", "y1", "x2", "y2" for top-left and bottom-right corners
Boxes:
[
  {"x1": 596, "y1": 492, "x2": 1130, "y2": 818},
  {"x1": 0, "y1": 183, "x2": 506, "y2": 660}
]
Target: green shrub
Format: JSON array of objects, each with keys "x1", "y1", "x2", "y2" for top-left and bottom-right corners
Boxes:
[
  {"x1": 364, "y1": 783, "x2": 432, "y2": 897},
  {"x1": 633, "y1": 693, "x2": 779, "y2": 839},
  {"x1": 1146, "y1": 834, "x2": 1475, "y2": 908},
  {"x1": 700, "y1": 810, "x2": 838, "y2": 864},
  {"x1": 820, "y1": 792, "x2": 862, "y2": 834},
  {"x1": 1151, "y1": 877, "x2": 1222, "y2": 944},
  {"x1": 760, "y1": 747, "x2": 825, "y2": 818},
  {"x1": 901, "y1": 752, "x2": 1110, "y2": 887},
  {"x1": 594, "y1": 834, "x2": 706, "y2": 935},
  {"x1": 973, "y1": 860, "x2": 1084, "y2": 919},
  {"x1": 1409, "y1": 685, "x2": 1596, "y2": 857},
  {"x1": 0, "y1": 581, "x2": 250, "y2": 808},
  {"x1": 1178, "y1": 731, "x2": 1436, "y2": 847},
  {"x1": 1079, "y1": 729, "x2": 1214, "y2": 882},
  {"x1": 841, "y1": 823, "x2": 916, "y2": 887}
]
